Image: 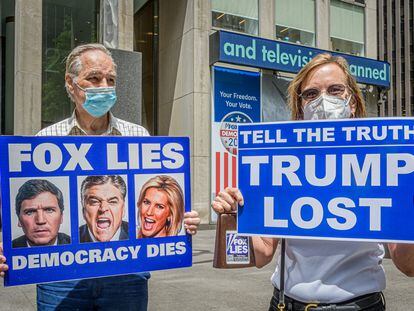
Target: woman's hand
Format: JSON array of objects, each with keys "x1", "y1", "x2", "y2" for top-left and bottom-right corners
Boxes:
[
  {"x1": 184, "y1": 211, "x2": 201, "y2": 235},
  {"x1": 0, "y1": 243, "x2": 8, "y2": 278},
  {"x1": 211, "y1": 187, "x2": 244, "y2": 214},
  {"x1": 388, "y1": 243, "x2": 414, "y2": 277}
]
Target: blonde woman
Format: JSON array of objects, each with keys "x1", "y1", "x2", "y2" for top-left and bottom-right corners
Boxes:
[
  {"x1": 212, "y1": 54, "x2": 387, "y2": 310},
  {"x1": 137, "y1": 175, "x2": 184, "y2": 238}
]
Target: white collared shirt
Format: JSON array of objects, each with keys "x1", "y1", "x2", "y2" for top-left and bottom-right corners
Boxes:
[
  {"x1": 271, "y1": 239, "x2": 385, "y2": 303},
  {"x1": 37, "y1": 111, "x2": 149, "y2": 137}
]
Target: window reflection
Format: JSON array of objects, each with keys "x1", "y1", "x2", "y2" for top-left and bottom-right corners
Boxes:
[
  {"x1": 42, "y1": 0, "x2": 99, "y2": 128},
  {"x1": 275, "y1": 0, "x2": 315, "y2": 47},
  {"x1": 330, "y1": 0, "x2": 365, "y2": 56},
  {"x1": 275, "y1": 26, "x2": 315, "y2": 47},
  {"x1": 211, "y1": 0, "x2": 258, "y2": 35}
]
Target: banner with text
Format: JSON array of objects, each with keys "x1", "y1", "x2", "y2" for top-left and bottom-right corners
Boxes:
[
  {"x1": 211, "y1": 66, "x2": 261, "y2": 222},
  {"x1": 0, "y1": 136, "x2": 191, "y2": 286},
  {"x1": 237, "y1": 118, "x2": 414, "y2": 243},
  {"x1": 210, "y1": 31, "x2": 390, "y2": 88}
]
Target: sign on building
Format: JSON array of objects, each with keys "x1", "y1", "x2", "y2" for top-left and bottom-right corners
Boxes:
[
  {"x1": 210, "y1": 31, "x2": 390, "y2": 88},
  {"x1": 211, "y1": 66, "x2": 261, "y2": 222}
]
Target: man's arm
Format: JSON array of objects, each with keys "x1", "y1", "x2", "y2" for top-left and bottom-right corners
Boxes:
[
  {"x1": 0, "y1": 243, "x2": 8, "y2": 277},
  {"x1": 388, "y1": 243, "x2": 414, "y2": 276}
]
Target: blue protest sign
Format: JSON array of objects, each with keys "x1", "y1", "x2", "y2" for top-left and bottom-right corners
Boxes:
[
  {"x1": 0, "y1": 136, "x2": 191, "y2": 286},
  {"x1": 210, "y1": 31, "x2": 390, "y2": 88},
  {"x1": 237, "y1": 118, "x2": 414, "y2": 243}
]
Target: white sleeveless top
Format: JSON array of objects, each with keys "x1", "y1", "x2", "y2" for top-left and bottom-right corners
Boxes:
[{"x1": 270, "y1": 239, "x2": 386, "y2": 303}]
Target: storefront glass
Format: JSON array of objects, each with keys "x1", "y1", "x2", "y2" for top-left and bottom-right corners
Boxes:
[
  {"x1": 262, "y1": 73, "x2": 291, "y2": 122},
  {"x1": 275, "y1": 0, "x2": 315, "y2": 47},
  {"x1": 212, "y1": 0, "x2": 258, "y2": 35},
  {"x1": 1, "y1": 0, "x2": 15, "y2": 134},
  {"x1": 134, "y1": 0, "x2": 158, "y2": 135},
  {"x1": 42, "y1": 0, "x2": 99, "y2": 128}
]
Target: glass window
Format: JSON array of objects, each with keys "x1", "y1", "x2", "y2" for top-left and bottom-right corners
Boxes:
[
  {"x1": 42, "y1": 0, "x2": 99, "y2": 128},
  {"x1": 212, "y1": 0, "x2": 258, "y2": 35},
  {"x1": 134, "y1": 0, "x2": 158, "y2": 135},
  {"x1": 330, "y1": 0, "x2": 365, "y2": 56},
  {"x1": 275, "y1": 0, "x2": 315, "y2": 47},
  {"x1": 1, "y1": 0, "x2": 15, "y2": 134},
  {"x1": 262, "y1": 73, "x2": 291, "y2": 122}
]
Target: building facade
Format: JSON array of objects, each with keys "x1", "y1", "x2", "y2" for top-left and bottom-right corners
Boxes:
[
  {"x1": 0, "y1": 0, "x2": 381, "y2": 224},
  {"x1": 378, "y1": 0, "x2": 413, "y2": 117}
]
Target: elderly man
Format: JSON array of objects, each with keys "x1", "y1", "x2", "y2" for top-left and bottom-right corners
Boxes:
[
  {"x1": 12, "y1": 179, "x2": 70, "y2": 248},
  {"x1": 0, "y1": 43, "x2": 200, "y2": 310},
  {"x1": 79, "y1": 175, "x2": 129, "y2": 243}
]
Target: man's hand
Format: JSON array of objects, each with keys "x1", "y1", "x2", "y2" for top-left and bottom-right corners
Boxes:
[
  {"x1": 211, "y1": 187, "x2": 244, "y2": 214},
  {"x1": 0, "y1": 242, "x2": 8, "y2": 278},
  {"x1": 184, "y1": 211, "x2": 201, "y2": 235}
]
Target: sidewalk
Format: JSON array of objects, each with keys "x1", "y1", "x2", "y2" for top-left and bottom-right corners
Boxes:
[{"x1": 1, "y1": 230, "x2": 413, "y2": 310}]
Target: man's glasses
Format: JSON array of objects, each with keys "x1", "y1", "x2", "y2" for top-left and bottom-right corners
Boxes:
[{"x1": 300, "y1": 84, "x2": 347, "y2": 101}]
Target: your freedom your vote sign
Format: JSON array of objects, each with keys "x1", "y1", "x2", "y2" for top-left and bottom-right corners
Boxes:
[
  {"x1": 0, "y1": 136, "x2": 191, "y2": 286},
  {"x1": 237, "y1": 118, "x2": 414, "y2": 243}
]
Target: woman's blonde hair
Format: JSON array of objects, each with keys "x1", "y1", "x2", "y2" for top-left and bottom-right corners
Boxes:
[
  {"x1": 287, "y1": 53, "x2": 366, "y2": 120},
  {"x1": 137, "y1": 175, "x2": 184, "y2": 238}
]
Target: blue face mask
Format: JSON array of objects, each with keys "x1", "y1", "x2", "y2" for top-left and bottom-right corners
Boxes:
[{"x1": 75, "y1": 84, "x2": 117, "y2": 118}]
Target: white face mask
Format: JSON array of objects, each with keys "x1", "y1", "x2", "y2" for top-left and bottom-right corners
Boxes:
[{"x1": 303, "y1": 94, "x2": 352, "y2": 120}]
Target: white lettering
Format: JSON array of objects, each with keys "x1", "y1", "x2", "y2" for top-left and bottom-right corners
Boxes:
[
  {"x1": 241, "y1": 155, "x2": 269, "y2": 186},
  {"x1": 162, "y1": 143, "x2": 184, "y2": 169},
  {"x1": 264, "y1": 196, "x2": 288, "y2": 228},
  {"x1": 272, "y1": 156, "x2": 302, "y2": 186},
  {"x1": 387, "y1": 153, "x2": 414, "y2": 186},
  {"x1": 63, "y1": 143, "x2": 93, "y2": 170},
  {"x1": 359, "y1": 198, "x2": 392, "y2": 231},
  {"x1": 291, "y1": 197, "x2": 323, "y2": 229}
]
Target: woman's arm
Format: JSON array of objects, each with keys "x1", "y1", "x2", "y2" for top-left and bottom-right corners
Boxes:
[
  {"x1": 252, "y1": 236, "x2": 279, "y2": 268},
  {"x1": 388, "y1": 243, "x2": 414, "y2": 276}
]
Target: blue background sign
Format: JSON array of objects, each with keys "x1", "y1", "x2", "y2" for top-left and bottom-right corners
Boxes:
[
  {"x1": 211, "y1": 66, "x2": 261, "y2": 201},
  {"x1": 211, "y1": 31, "x2": 390, "y2": 88},
  {"x1": 237, "y1": 118, "x2": 414, "y2": 243},
  {"x1": 0, "y1": 136, "x2": 192, "y2": 286},
  {"x1": 214, "y1": 66, "x2": 261, "y2": 122}
]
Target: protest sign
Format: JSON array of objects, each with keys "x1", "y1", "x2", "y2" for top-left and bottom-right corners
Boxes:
[
  {"x1": 0, "y1": 136, "x2": 191, "y2": 286},
  {"x1": 237, "y1": 118, "x2": 414, "y2": 243}
]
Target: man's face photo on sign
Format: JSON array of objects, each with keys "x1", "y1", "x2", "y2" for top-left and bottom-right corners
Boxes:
[
  {"x1": 10, "y1": 178, "x2": 71, "y2": 248},
  {"x1": 136, "y1": 174, "x2": 185, "y2": 238},
  {"x1": 78, "y1": 175, "x2": 129, "y2": 243}
]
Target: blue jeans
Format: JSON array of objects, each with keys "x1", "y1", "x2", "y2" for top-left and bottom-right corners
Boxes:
[{"x1": 37, "y1": 273, "x2": 150, "y2": 311}]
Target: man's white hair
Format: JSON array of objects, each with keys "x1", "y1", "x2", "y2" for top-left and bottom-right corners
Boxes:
[{"x1": 64, "y1": 43, "x2": 116, "y2": 101}]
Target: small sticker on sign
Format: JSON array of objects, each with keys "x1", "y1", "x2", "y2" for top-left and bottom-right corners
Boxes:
[{"x1": 226, "y1": 230, "x2": 250, "y2": 264}]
